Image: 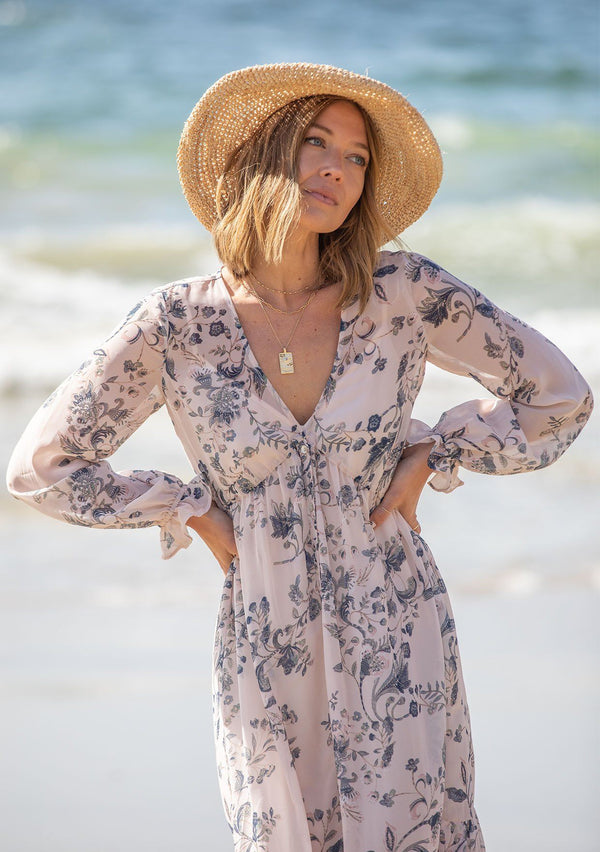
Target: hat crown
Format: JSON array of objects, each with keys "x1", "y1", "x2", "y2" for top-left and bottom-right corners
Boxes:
[{"x1": 177, "y1": 62, "x2": 443, "y2": 237}]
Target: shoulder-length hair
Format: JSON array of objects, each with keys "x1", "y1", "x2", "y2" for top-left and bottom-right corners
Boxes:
[{"x1": 212, "y1": 95, "x2": 400, "y2": 313}]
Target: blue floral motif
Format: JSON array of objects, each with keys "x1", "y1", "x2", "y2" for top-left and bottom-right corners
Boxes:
[
  {"x1": 205, "y1": 384, "x2": 244, "y2": 427},
  {"x1": 269, "y1": 499, "x2": 302, "y2": 541},
  {"x1": 209, "y1": 319, "x2": 228, "y2": 336}
]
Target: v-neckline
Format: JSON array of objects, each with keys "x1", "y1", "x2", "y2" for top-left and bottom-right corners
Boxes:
[{"x1": 216, "y1": 269, "x2": 358, "y2": 429}]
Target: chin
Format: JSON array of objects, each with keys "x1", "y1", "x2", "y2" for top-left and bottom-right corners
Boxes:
[{"x1": 300, "y1": 212, "x2": 349, "y2": 235}]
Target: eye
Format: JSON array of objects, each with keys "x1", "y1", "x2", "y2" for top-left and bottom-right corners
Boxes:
[{"x1": 303, "y1": 135, "x2": 369, "y2": 167}]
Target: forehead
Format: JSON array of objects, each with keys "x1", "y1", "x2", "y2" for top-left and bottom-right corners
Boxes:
[{"x1": 310, "y1": 100, "x2": 368, "y2": 137}]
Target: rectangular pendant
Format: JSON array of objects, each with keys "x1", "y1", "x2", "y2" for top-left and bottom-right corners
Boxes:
[{"x1": 279, "y1": 350, "x2": 294, "y2": 374}]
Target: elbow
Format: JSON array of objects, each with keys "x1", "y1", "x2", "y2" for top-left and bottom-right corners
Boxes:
[
  {"x1": 6, "y1": 444, "x2": 28, "y2": 499},
  {"x1": 6, "y1": 439, "x2": 74, "y2": 501},
  {"x1": 520, "y1": 369, "x2": 594, "y2": 433},
  {"x1": 584, "y1": 382, "x2": 594, "y2": 415},
  {"x1": 572, "y1": 370, "x2": 594, "y2": 424},
  {"x1": 574, "y1": 381, "x2": 594, "y2": 431},
  {"x1": 6, "y1": 451, "x2": 39, "y2": 501},
  {"x1": 552, "y1": 375, "x2": 594, "y2": 454},
  {"x1": 570, "y1": 355, "x2": 595, "y2": 426},
  {"x1": 556, "y1": 378, "x2": 594, "y2": 427}
]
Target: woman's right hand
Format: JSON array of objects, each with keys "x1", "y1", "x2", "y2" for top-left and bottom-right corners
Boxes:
[{"x1": 186, "y1": 502, "x2": 238, "y2": 576}]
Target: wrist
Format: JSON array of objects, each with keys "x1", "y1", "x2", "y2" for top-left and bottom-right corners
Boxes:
[
  {"x1": 186, "y1": 503, "x2": 215, "y2": 533},
  {"x1": 402, "y1": 442, "x2": 433, "y2": 484}
]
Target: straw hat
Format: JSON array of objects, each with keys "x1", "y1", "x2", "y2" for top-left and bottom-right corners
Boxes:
[{"x1": 177, "y1": 62, "x2": 443, "y2": 237}]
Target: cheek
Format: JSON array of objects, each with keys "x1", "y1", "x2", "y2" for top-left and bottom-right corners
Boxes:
[
  {"x1": 296, "y1": 147, "x2": 317, "y2": 184},
  {"x1": 347, "y1": 173, "x2": 366, "y2": 209}
]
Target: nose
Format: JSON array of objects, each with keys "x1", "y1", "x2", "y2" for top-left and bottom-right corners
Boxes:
[{"x1": 319, "y1": 150, "x2": 343, "y2": 180}]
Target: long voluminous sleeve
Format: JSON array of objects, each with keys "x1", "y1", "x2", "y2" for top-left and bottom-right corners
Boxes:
[
  {"x1": 6, "y1": 289, "x2": 212, "y2": 558},
  {"x1": 403, "y1": 253, "x2": 594, "y2": 492}
]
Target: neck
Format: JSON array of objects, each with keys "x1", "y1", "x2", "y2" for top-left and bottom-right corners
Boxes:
[{"x1": 251, "y1": 231, "x2": 320, "y2": 294}]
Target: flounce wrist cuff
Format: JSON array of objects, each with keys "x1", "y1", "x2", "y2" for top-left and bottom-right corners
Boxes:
[
  {"x1": 405, "y1": 418, "x2": 464, "y2": 494},
  {"x1": 159, "y1": 476, "x2": 213, "y2": 559}
]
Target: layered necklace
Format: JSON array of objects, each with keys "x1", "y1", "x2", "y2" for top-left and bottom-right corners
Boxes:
[{"x1": 241, "y1": 270, "x2": 321, "y2": 375}]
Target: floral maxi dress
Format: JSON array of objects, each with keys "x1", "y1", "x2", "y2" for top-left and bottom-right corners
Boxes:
[{"x1": 7, "y1": 251, "x2": 593, "y2": 852}]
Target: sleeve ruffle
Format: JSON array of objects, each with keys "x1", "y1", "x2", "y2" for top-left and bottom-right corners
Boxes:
[
  {"x1": 158, "y1": 475, "x2": 213, "y2": 560},
  {"x1": 405, "y1": 418, "x2": 463, "y2": 493}
]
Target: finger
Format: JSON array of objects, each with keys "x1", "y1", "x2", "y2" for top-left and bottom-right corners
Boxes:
[
  {"x1": 370, "y1": 502, "x2": 395, "y2": 529},
  {"x1": 372, "y1": 505, "x2": 422, "y2": 534},
  {"x1": 407, "y1": 515, "x2": 421, "y2": 534}
]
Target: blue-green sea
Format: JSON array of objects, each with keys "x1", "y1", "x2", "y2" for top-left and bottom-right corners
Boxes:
[
  {"x1": 1, "y1": 2, "x2": 599, "y2": 851},
  {"x1": 1, "y1": 0, "x2": 599, "y2": 395}
]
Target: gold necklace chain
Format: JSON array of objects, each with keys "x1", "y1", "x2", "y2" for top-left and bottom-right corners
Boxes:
[
  {"x1": 243, "y1": 277, "x2": 316, "y2": 374},
  {"x1": 242, "y1": 278, "x2": 313, "y2": 315},
  {"x1": 248, "y1": 269, "x2": 318, "y2": 295}
]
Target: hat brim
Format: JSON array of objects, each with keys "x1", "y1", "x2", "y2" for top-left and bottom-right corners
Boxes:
[{"x1": 177, "y1": 62, "x2": 443, "y2": 237}]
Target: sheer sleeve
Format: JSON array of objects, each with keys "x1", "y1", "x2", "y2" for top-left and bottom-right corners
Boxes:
[
  {"x1": 6, "y1": 288, "x2": 212, "y2": 559},
  {"x1": 402, "y1": 253, "x2": 594, "y2": 492}
]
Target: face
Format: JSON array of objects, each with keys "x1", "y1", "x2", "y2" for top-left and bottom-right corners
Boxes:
[{"x1": 296, "y1": 99, "x2": 370, "y2": 234}]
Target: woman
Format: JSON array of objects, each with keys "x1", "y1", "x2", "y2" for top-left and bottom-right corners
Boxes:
[{"x1": 6, "y1": 63, "x2": 593, "y2": 852}]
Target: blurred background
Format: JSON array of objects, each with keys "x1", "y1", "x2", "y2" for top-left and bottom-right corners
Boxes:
[{"x1": 1, "y1": 1, "x2": 598, "y2": 849}]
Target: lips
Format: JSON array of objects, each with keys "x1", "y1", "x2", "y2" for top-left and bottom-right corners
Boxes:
[{"x1": 305, "y1": 188, "x2": 337, "y2": 205}]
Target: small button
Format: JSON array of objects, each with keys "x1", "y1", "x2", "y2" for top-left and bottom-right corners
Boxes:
[{"x1": 299, "y1": 443, "x2": 308, "y2": 455}]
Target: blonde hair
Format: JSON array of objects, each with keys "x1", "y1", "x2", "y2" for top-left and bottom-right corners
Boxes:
[{"x1": 212, "y1": 95, "x2": 400, "y2": 313}]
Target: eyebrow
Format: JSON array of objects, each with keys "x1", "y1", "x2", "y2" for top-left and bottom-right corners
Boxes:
[{"x1": 309, "y1": 121, "x2": 370, "y2": 153}]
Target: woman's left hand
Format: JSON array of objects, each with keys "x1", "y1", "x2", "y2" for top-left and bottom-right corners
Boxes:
[{"x1": 369, "y1": 442, "x2": 433, "y2": 532}]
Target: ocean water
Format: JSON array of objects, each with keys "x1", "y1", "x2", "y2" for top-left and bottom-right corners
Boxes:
[
  {"x1": 1, "y1": 2, "x2": 599, "y2": 850},
  {"x1": 1, "y1": 0, "x2": 598, "y2": 395}
]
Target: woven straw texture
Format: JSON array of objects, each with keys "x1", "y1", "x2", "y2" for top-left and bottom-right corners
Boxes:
[{"x1": 177, "y1": 62, "x2": 443, "y2": 237}]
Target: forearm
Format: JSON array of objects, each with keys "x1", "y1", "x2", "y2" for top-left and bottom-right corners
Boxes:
[
  {"x1": 400, "y1": 441, "x2": 435, "y2": 486},
  {"x1": 186, "y1": 502, "x2": 238, "y2": 575}
]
